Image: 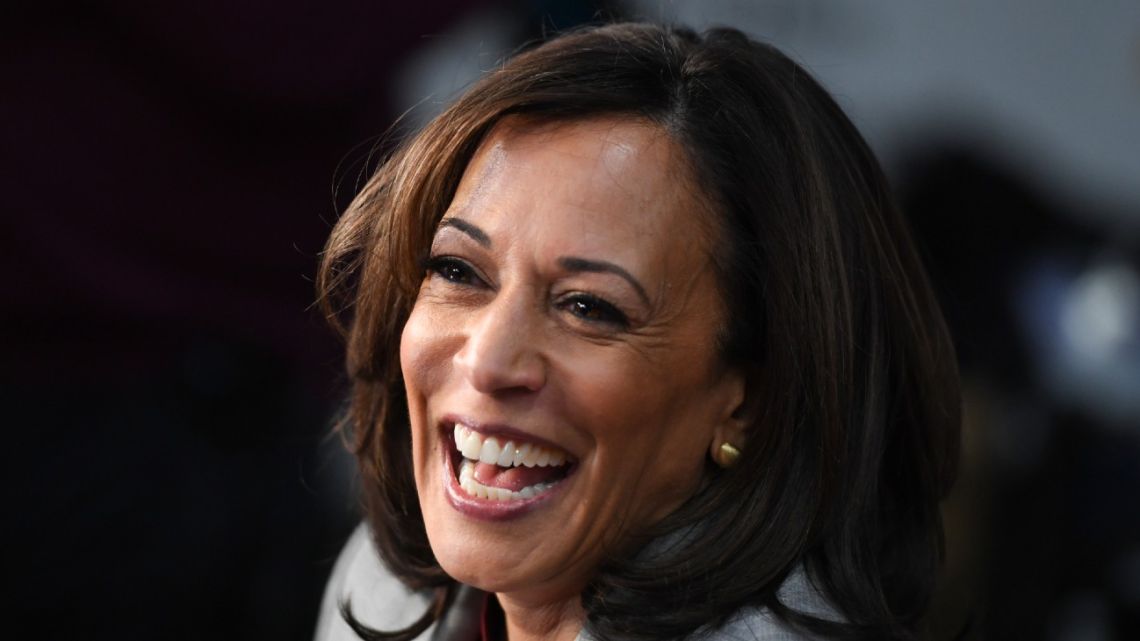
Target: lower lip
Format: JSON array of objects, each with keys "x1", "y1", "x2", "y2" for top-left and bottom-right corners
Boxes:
[{"x1": 440, "y1": 433, "x2": 570, "y2": 521}]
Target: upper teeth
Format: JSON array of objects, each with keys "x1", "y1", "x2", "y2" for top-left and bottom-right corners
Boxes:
[{"x1": 453, "y1": 424, "x2": 569, "y2": 467}]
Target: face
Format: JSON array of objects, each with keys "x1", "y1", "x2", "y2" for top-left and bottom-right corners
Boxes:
[{"x1": 400, "y1": 117, "x2": 744, "y2": 606}]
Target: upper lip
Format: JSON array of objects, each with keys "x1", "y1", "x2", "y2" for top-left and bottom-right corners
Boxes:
[{"x1": 441, "y1": 412, "x2": 577, "y2": 460}]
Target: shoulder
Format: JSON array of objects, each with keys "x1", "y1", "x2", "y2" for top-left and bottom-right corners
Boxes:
[
  {"x1": 314, "y1": 523, "x2": 431, "y2": 641},
  {"x1": 318, "y1": 523, "x2": 841, "y2": 641},
  {"x1": 696, "y1": 568, "x2": 844, "y2": 641},
  {"x1": 313, "y1": 523, "x2": 483, "y2": 641},
  {"x1": 575, "y1": 567, "x2": 842, "y2": 641}
]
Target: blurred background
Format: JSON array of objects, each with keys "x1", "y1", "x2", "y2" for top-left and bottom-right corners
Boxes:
[{"x1": 5, "y1": 1, "x2": 1138, "y2": 639}]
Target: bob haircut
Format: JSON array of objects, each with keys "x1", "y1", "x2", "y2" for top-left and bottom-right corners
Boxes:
[{"x1": 318, "y1": 22, "x2": 960, "y2": 641}]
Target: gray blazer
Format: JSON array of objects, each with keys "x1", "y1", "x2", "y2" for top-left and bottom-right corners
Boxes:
[{"x1": 315, "y1": 524, "x2": 838, "y2": 641}]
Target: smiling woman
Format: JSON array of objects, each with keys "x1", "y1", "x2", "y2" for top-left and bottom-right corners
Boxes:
[
  {"x1": 314, "y1": 22, "x2": 960, "y2": 641},
  {"x1": 403, "y1": 118, "x2": 745, "y2": 626}
]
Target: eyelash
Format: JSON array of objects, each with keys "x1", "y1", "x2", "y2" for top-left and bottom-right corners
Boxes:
[
  {"x1": 421, "y1": 255, "x2": 630, "y2": 329},
  {"x1": 423, "y1": 255, "x2": 479, "y2": 286},
  {"x1": 558, "y1": 294, "x2": 628, "y2": 327}
]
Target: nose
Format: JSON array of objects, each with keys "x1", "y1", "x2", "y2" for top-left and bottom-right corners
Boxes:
[{"x1": 453, "y1": 289, "x2": 546, "y2": 394}]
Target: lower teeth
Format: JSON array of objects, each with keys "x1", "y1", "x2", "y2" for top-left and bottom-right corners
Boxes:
[{"x1": 457, "y1": 459, "x2": 555, "y2": 501}]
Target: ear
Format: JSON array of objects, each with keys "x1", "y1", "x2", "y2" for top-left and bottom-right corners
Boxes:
[{"x1": 709, "y1": 367, "x2": 750, "y2": 467}]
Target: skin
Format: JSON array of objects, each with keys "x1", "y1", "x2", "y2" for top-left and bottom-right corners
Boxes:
[{"x1": 400, "y1": 116, "x2": 747, "y2": 641}]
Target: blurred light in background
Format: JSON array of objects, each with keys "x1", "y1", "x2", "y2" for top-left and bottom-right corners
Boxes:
[{"x1": 623, "y1": 0, "x2": 1140, "y2": 226}]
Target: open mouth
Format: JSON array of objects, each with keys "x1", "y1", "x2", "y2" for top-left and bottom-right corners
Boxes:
[{"x1": 448, "y1": 423, "x2": 577, "y2": 502}]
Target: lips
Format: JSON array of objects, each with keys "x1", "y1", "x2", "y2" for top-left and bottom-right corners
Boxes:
[{"x1": 447, "y1": 421, "x2": 576, "y2": 503}]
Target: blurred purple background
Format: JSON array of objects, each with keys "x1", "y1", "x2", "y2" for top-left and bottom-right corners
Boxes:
[{"x1": 5, "y1": 1, "x2": 1138, "y2": 639}]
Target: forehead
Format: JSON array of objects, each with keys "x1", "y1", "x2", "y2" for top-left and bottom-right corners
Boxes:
[{"x1": 444, "y1": 117, "x2": 712, "y2": 258}]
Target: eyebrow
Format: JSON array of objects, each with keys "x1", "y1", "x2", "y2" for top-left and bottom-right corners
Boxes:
[
  {"x1": 438, "y1": 216, "x2": 491, "y2": 247},
  {"x1": 558, "y1": 257, "x2": 651, "y2": 307}
]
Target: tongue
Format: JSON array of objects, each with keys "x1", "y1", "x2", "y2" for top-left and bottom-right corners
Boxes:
[{"x1": 474, "y1": 461, "x2": 565, "y2": 491}]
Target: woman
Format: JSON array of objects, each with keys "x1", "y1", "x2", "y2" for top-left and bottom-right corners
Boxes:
[{"x1": 314, "y1": 22, "x2": 960, "y2": 641}]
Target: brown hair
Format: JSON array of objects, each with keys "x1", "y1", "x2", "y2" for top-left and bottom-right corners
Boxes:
[{"x1": 318, "y1": 22, "x2": 960, "y2": 641}]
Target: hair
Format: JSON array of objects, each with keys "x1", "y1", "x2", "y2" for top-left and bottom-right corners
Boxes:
[{"x1": 317, "y1": 21, "x2": 960, "y2": 641}]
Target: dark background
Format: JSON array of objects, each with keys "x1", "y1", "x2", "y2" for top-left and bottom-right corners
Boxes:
[{"x1": 5, "y1": 2, "x2": 1138, "y2": 640}]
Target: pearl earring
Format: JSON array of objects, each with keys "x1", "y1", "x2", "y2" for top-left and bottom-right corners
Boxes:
[{"x1": 716, "y1": 442, "x2": 741, "y2": 468}]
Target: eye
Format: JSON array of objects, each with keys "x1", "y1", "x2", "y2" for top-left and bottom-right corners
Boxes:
[
  {"x1": 559, "y1": 293, "x2": 629, "y2": 328},
  {"x1": 423, "y1": 256, "x2": 483, "y2": 287}
]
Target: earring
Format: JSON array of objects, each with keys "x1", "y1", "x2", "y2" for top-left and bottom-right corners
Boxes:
[{"x1": 716, "y1": 442, "x2": 741, "y2": 468}]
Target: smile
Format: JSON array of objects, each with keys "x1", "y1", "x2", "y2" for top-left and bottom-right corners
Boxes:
[{"x1": 446, "y1": 421, "x2": 577, "y2": 504}]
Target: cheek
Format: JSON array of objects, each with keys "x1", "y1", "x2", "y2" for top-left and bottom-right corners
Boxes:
[
  {"x1": 400, "y1": 302, "x2": 455, "y2": 398},
  {"x1": 399, "y1": 310, "x2": 425, "y2": 391},
  {"x1": 566, "y1": 350, "x2": 712, "y2": 487},
  {"x1": 400, "y1": 303, "x2": 457, "y2": 477}
]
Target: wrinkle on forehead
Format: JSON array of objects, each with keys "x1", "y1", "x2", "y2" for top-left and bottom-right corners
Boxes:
[
  {"x1": 451, "y1": 120, "x2": 695, "y2": 271},
  {"x1": 465, "y1": 117, "x2": 688, "y2": 210}
]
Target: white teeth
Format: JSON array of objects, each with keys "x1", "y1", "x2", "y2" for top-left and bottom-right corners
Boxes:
[
  {"x1": 478, "y1": 438, "x2": 502, "y2": 465},
  {"x1": 515, "y1": 442, "x2": 533, "y2": 467},
  {"x1": 450, "y1": 424, "x2": 571, "y2": 469},
  {"x1": 458, "y1": 427, "x2": 483, "y2": 460},
  {"x1": 496, "y1": 441, "x2": 516, "y2": 467},
  {"x1": 456, "y1": 459, "x2": 557, "y2": 502}
]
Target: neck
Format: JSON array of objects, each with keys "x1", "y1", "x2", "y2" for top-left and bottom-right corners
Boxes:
[{"x1": 496, "y1": 593, "x2": 584, "y2": 641}]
